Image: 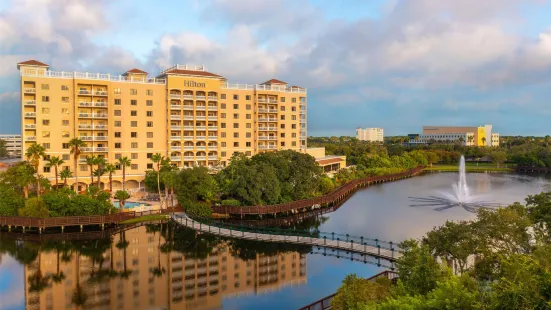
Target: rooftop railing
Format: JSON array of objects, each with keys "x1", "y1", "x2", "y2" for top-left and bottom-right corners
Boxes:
[{"x1": 21, "y1": 68, "x2": 166, "y2": 84}]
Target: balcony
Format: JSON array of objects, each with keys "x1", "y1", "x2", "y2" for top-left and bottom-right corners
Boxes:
[
  {"x1": 196, "y1": 106, "x2": 206, "y2": 111},
  {"x1": 195, "y1": 126, "x2": 206, "y2": 130},
  {"x1": 24, "y1": 124, "x2": 36, "y2": 129},
  {"x1": 171, "y1": 156, "x2": 182, "y2": 161},
  {"x1": 24, "y1": 112, "x2": 36, "y2": 118},
  {"x1": 170, "y1": 115, "x2": 182, "y2": 120},
  {"x1": 80, "y1": 136, "x2": 108, "y2": 141},
  {"x1": 258, "y1": 127, "x2": 277, "y2": 131},
  {"x1": 196, "y1": 116, "x2": 206, "y2": 121},
  {"x1": 183, "y1": 105, "x2": 193, "y2": 110},
  {"x1": 78, "y1": 102, "x2": 93, "y2": 107},
  {"x1": 183, "y1": 126, "x2": 193, "y2": 130},
  {"x1": 183, "y1": 95, "x2": 193, "y2": 100},
  {"x1": 82, "y1": 147, "x2": 108, "y2": 152},
  {"x1": 258, "y1": 118, "x2": 278, "y2": 122},
  {"x1": 78, "y1": 113, "x2": 108, "y2": 119},
  {"x1": 207, "y1": 116, "x2": 218, "y2": 121},
  {"x1": 171, "y1": 126, "x2": 182, "y2": 130},
  {"x1": 25, "y1": 136, "x2": 37, "y2": 141},
  {"x1": 258, "y1": 99, "x2": 268, "y2": 103},
  {"x1": 196, "y1": 136, "x2": 206, "y2": 140},
  {"x1": 170, "y1": 94, "x2": 181, "y2": 99},
  {"x1": 259, "y1": 109, "x2": 278, "y2": 113},
  {"x1": 259, "y1": 145, "x2": 277, "y2": 150},
  {"x1": 269, "y1": 99, "x2": 278, "y2": 104},
  {"x1": 24, "y1": 88, "x2": 36, "y2": 93},
  {"x1": 184, "y1": 115, "x2": 194, "y2": 120},
  {"x1": 207, "y1": 126, "x2": 218, "y2": 130},
  {"x1": 94, "y1": 91, "x2": 108, "y2": 96},
  {"x1": 78, "y1": 90, "x2": 92, "y2": 95},
  {"x1": 171, "y1": 105, "x2": 181, "y2": 110},
  {"x1": 171, "y1": 146, "x2": 181, "y2": 151},
  {"x1": 170, "y1": 136, "x2": 182, "y2": 141},
  {"x1": 208, "y1": 156, "x2": 218, "y2": 160},
  {"x1": 196, "y1": 156, "x2": 206, "y2": 160},
  {"x1": 195, "y1": 146, "x2": 206, "y2": 151},
  {"x1": 207, "y1": 136, "x2": 218, "y2": 141},
  {"x1": 208, "y1": 96, "x2": 218, "y2": 101},
  {"x1": 259, "y1": 136, "x2": 277, "y2": 140},
  {"x1": 184, "y1": 146, "x2": 194, "y2": 150},
  {"x1": 195, "y1": 95, "x2": 206, "y2": 100},
  {"x1": 207, "y1": 106, "x2": 218, "y2": 111},
  {"x1": 24, "y1": 100, "x2": 36, "y2": 105},
  {"x1": 184, "y1": 136, "x2": 194, "y2": 141},
  {"x1": 184, "y1": 156, "x2": 194, "y2": 161}
]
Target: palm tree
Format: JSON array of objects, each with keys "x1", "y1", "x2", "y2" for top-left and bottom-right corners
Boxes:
[
  {"x1": 162, "y1": 170, "x2": 178, "y2": 210},
  {"x1": 25, "y1": 143, "x2": 46, "y2": 197},
  {"x1": 60, "y1": 169, "x2": 72, "y2": 188},
  {"x1": 85, "y1": 155, "x2": 97, "y2": 186},
  {"x1": 104, "y1": 163, "x2": 116, "y2": 194},
  {"x1": 69, "y1": 138, "x2": 86, "y2": 193},
  {"x1": 95, "y1": 157, "x2": 107, "y2": 187},
  {"x1": 16, "y1": 162, "x2": 36, "y2": 199},
  {"x1": 118, "y1": 157, "x2": 131, "y2": 192},
  {"x1": 46, "y1": 156, "x2": 64, "y2": 189},
  {"x1": 482, "y1": 137, "x2": 487, "y2": 147},
  {"x1": 115, "y1": 190, "x2": 130, "y2": 211},
  {"x1": 151, "y1": 153, "x2": 164, "y2": 208}
]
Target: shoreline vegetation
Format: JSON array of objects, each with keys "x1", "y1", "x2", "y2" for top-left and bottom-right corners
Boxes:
[
  {"x1": 425, "y1": 163, "x2": 515, "y2": 172},
  {"x1": 120, "y1": 214, "x2": 168, "y2": 225}
]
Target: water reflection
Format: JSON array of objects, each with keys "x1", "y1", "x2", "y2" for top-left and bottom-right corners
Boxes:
[{"x1": 0, "y1": 223, "x2": 308, "y2": 310}]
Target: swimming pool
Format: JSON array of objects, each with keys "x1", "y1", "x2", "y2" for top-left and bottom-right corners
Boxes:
[{"x1": 112, "y1": 201, "x2": 142, "y2": 209}]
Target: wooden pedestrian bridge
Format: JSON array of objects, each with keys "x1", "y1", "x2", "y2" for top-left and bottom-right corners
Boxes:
[{"x1": 172, "y1": 213, "x2": 403, "y2": 267}]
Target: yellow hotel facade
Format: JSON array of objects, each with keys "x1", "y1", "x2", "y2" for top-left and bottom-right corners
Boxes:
[{"x1": 18, "y1": 60, "x2": 307, "y2": 191}]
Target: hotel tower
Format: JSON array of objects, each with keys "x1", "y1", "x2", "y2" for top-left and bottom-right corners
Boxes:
[{"x1": 18, "y1": 60, "x2": 307, "y2": 191}]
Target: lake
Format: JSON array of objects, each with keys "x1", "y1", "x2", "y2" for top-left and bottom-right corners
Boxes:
[{"x1": 1, "y1": 172, "x2": 549, "y2": 310}]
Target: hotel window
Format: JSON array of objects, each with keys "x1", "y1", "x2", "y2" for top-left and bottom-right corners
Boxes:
[
  {"x1": 131, "y1": 132, "x2": 138, "y2": 138},
  {"x1": 221, "y1": 94, "x2": 226, "y2": 99},
  {"x1": 292, "y1": 107, "x2": 296, "y2": 111},
  {"x1": 114, "y1": 110, "x2": 121, "y2": 116},
  {"x1": 292, "y1": 98, "x2": 297, "y2": 103},
  {"x1": 146, "y1": 89, "x2": 153, "y2": 96},
  {"x1": 146, "y1": 121, "x2": 153, "y2": 127},
  {"x1": 61, "y1": 85, "x2": 69, "y2": 91},
  {"x1": 147, "y1": 142, "x2": 153, "y2": 148},
  {"x1": 62, "y1": 154, "x2": 70, "y2": 160},
  {"x1": 62, "y1": 142, "x2": 69, "y2": 149},
  {"x1": 246, "y1": 133, "x2": 251, "y2": 138},
  {"x1": 131, "y1": 110, "x2": 137, "y2": 116},
  {"x1": 62, "y1": 120, "x2": 69, "y2": 126},
  {"x1": 221, "y1": 142, "x2": 226, "y2": 147},
  {"x1": 115, "y1": 143, "x2": 121, "y2": 149},
  {"x1": 42, "y1": 107, "x2": 50, "y2": 114},
  {"x1": 221, "y1": 113, "x2": 226, "y2": 119},
  {"x1": 233, "y1": 104, "x2": 238, "y2": 109},
  {"x1": 221, "y1": 123, "x2": 226, "y2": 128},
  {"x1": 233, "y1": 113, "x2": 239, "y2": 119},
  {"x1": 115, "y1": 132, "x2": 121, "y2": 138},
  {"x1": 42, "y1": 96, "x2": 50, "y2": 102},
  {"x1": 246, "y1": 95, "x2": 251, "y2": 100},
  {"x1": 233, "y1": 123, "x2": 239, "y2": 129},
  {"x1": 114, "y1": 99, "x2": 121, "y2": 105},
  {"x1": 233, "y1": 95, "x2": 239, "y2": 100},
  {"x1": 280, "y1": 115, "x2": 285, "y2": 120},
  {"x1": 114, "y1": 88, "x2": 121, "y2": 94},
  {"x1": 292, "y1": 124, "x2": 296, "y2": 129},
  {"x1": 42, "y1": 120, "x2": 50, "y2": 126},
  {"x1": 62, "y1": 132, "x2": 70, "y2": 138},
  {"x1": 62, "y1": 97, "x2": 69, "y2": 103},
  {"x1": 234, "y1": 142, "x2": 239, "y2": 147},
  {"x1": 131, "y1": 153, "x2": 138, "y2": 160},
  {"x1": 221, "y1": 151, "x2": 226, "y2": 157},
  {"x1": 221, "y1": 133, "x2": 226, "y2": 138},
  {"x1": 246, "y1": 114, "x2": 251, "y2": 119},
  {"x1": 42, "y1": 131, "x2": 50, "y2": 138},
  {"x1": 245, "y1": 151, "x2": 251, "y2": 156},
  {"x1": 281, "y1": 142, "x2": 285, "y2": 147},
  {"x1": 246, "y1": 142, "x2": 251, "y2": 147},
  {"x1": 147, "y1": 163, "x2": 153, "y2": 169},
  {"x1": 246, "y1": 123, "x2": 251, "y2": 128},
  {"x1": 131, "y1": 100, "x2": 137, "y2": 105},
  {"x1": 246, "y1": 104, "x2": 251, "y2": 110},
  {"x1": 146, "y1": 111, "x2": 153, "y2": 117},
  {"x1": 147, "y1": 153, "x2": 153, "y2": 159},
  {"x1": 280, "y1": 106, "x2": 285, "y2": 111},
  {"x1": 131, "y1": 164, "x2": 138, "y2": 170},
  {"x1": 281, "y1": 133, "x2": 285, "y2": 138},
  {"x1": 131, "y1": 142, "x2": 138, "y2": 148},
  {"x1": 80, "y1": 165, "x2": 88, "y2": 172},
  {"x1": 115, "y1": 121, "x2": 121, "y2": 127},
  {"x1": 221, "y1": 103, "x2": 226, "y2": 109},
  {"x1": 131, "y1": 121, "x2": 137, "y2": 127},
  {"x1": 42, "y1": 143, "x2": 50, "y2": 149},
  {"x1": 233, "y1": 133, "x2": 239, "y2": 138},
  {"x1": 292, "y1": 115, "x2": 297, "y2": 120},
  {"x1": 146, "y1": 100, "x2": 153, "y2": 106},
  {"x1": 292, "y1": 141, "x2": 297, "y2": 146},
  {"x1": 43, "y1": 166, "x2": 51, "y2": 173},
  {"x1": 292, "y1": 133, "x2": 296, "y2": 138},
  {"x1": 147, "y1": 132, "x2": 153, "y2": 138},
  {"x1": 115, "y1": 153, "x2": 122, "y2": 160},
  {"x1": 61, "y1": 108, "x2": 69, "y2": 115},
  {"x1": 41, "y1": 84, "x2": 49, "y2": 90},
  {"x1": 281, "y1": 97, "x2": 286, "y2": 102},
  {"x1": 130, "y1": 89, "x2": 137, "y2": 95}
]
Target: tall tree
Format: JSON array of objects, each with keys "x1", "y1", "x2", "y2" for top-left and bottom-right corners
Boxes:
[
  {"x1": 46, "y1": 156, "x2": 64, "y2": 189},
  {"x1": 151, "y1": 153, "x2": 164, "y2": 208},
  {"x1": 118, "y1": 157, "x2": 131, "y2": 192},
  {"x1": 95, "y1": 157, "x2": 107, "y2": 187},
  {"x1": 25, "y1": 143, "x2": 46, "y2": 197},
  {"x1": 85, "y1": 155, "x2": 97, "y2": 186},
  {"x1": 0, "y1": 139, "x2": 7, "y2": 158},
  {"x1": 104, "y1": 163, "x2": 116, "y2": 194},
  {"x1": 59, "y1": 169, "x2": 72, "y2": 187},
  {"x1": 115, "y1": 190, "x2": 130, "y2": 212},
  {"x1": 69, "y1": 138, "x2": 86, "y2": 193}
]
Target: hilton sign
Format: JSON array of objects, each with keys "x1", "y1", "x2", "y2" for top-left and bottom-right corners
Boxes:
[{"x1": 184, "y1": 81, "x2": 206, "y2": 87}]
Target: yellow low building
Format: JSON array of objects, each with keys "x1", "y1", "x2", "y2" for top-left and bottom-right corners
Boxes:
[{"x1": 307, "y1": 147, "x2": 346, "y2": 173}]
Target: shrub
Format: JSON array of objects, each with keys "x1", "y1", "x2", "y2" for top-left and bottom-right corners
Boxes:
[
  {"x1": 221, "y1": 199, "x2": 241, "y2": 206},
  {"x1": 18, "y1": 197, "x2": 50, "y2": 218},
  {"x1": 185, "y1": 201, "x2": 213, "y2": 218}
]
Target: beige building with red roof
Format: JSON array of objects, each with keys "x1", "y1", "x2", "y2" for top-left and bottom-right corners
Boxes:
[{"x1": 18, "y1": 61, "x2": 307, "y2": 192}]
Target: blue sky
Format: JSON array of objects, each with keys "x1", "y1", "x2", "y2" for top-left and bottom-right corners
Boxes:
[{"x1": 1, "y1": 0, "x2": 551, "y2": 136}]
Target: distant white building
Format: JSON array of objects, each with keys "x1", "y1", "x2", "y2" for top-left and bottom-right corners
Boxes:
[
  {"x1": 356, "y1": 128, "x2": 384, "y2": 142},
  {"x1": 0, "y1": 134, "x2": 22, "y2": 157}
]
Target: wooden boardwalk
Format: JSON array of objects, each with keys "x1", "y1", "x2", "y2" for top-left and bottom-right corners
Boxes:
[{"x1": 172, "y1": 214, "x2": 402, "y2": 262}]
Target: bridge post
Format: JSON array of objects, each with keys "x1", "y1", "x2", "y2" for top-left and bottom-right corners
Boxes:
[
  {"x1": 324, "y1": 236, "x2": 326, "y2": 245},
  {"x1": 39, "y1": 227, "x2": 42, "y2": 234},
  {"x1": 22, "y1": 226, "x2": 25, "y2": 233},
  {"x1": 350, "y1": 240, "x2": 353, "y2": 251},
  {"x1": 61, "y1": 226, "x2": 64, "y2": 233},
  {"x1": 346, "y1": 234, "x2": 349, "y2": 242},
  {"x1": 8, "y1": 225, "x2": 10, "y2": 232},
  {"x1": 332, "y1": 232, "x2": 335, "y2": 241},
  {"x1": 337, "y1": 238, "x2": 339, "y2": 247},
  {"x1": 80, "y1": 225, "x2": 83, "y2": 232},
  {"x1": 390, "y1": 241, "x2": 394, "y2": 259}
]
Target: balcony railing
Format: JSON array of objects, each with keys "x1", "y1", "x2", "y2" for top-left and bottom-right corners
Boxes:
[
  {"x1": 183, "y1": 105, "x2": 193, "y2": 110},
  {"x1": 184, "y1": 136, "x2": 194, "y2": 141},
  {"x1": 78, "y1": 90, "x2": 92, "y2": 95},
  {"x1": 208, "y1": 155, "x2": 218, "y2": 160},
  {"x1": 259, "y1": 136, "x2": 277, "y2": 140},
  {"x1": 207, "y1": 116, "x2": 218, "y2": 121},
  {"x1": 196, "y1": 136, "x2": 206, "y2": 140},
  {"x1": 269, "y1": 100, "x2": 278, "y2": 104},
  {"x1": 195, "y1": 156, "x2": 206, "y2": 160},
  {"x1": 81, "y1": 147, "x2": 108, "y2": 152},
  {"x1": 258, "y1": 118, "x2": 278, "y2": 122},
  {"x1": 259, "y1": 145, "x2": 277, "y2": 150},
  {"x1": 184, "y1": 116, "x2": 194, "y2": 120},
  {"x1": 94, "y1": 91, "x2": 108, "y2": 96},
  {"x1": 80, "y1": 136, "x2": 108, "y2": 141},
  {"x1": 207, "y1": 106, "x2": 218, "y2": 111},
  {"x1": 171, "y1": 105, "x2": 181, "y2": 110},
  {"x1": 170, "y1": 136, "x2": 181, "y2": 140},
  {"x1": 208, "y1": 126, "x2": 218, "y2": 130},
  {"x1": 170, "y1": 94, "x2": 181, "y2": 99},
  {"x1": 195, "y1": 95, "x2": 206, "y2": 100},
  {"x1": 207, "y1": 136, "x2": 218, "y2": 141},
  {"x1": 171, "y1": 126, "x2": 182, "y2": 130},
  {"x1": 171, "y1": 156, "x2": 182, "y2": 161},
  {"x1": 171, "y1": 146, "x2": 181, "y2": 151},
  {"x1": 21, "y1": 68, "x2": 166, "y2": 84},
  {"x1": 195, "y1": 126, "x2": 206, "y2": 130},
  {"x1": 259, "y1": 109, "x2": 278, "y2": 113},
  {"x1": 258, "y1": 127, "x2": 278, "y2": 131},
  {"x1": 24, "y1": 124, "x2": 36, "y2": 129},
  {"x1": 25, "y1": 136, "x2": 37, "y2": 141},
  {"x1": 196, "y1": 106, "x2": 206, "y2": 111},
  {"x1": 195, "y1": 146, "x2": 206, "y2": 151},
  {"x1": 24, "y1": 100, "x2": 36, "y2": 105},
  {"x1": 78, "y1": 113, "x2": 108, "y2": 119},
  {"x1": 183, "y1": 146, "x2": 194, "y2": 150},
  {"x1": 196, "y1": 116, "x2": 206, "y2": 121},
  {"x1": 184, "y1": 156, "x2": 194, "y2": 161},
  {"x1": 182, "y1": 126, "x2": 192, "y2": 130},
  {"x1": 25, "y1": 112, "x2": 36, "y2": 118},
  {"x1": 208, "y1": 96, "x2": 218, "y2": 101},
  {"x1": 170, "y1": 115, "x2": 181, "y2": 120},
  {"x1": 24, "y1": 88, "x2": 36, "y2": 93},
  {"x1": 183, "y1": 95, "x2": 193, "y2": 100}
]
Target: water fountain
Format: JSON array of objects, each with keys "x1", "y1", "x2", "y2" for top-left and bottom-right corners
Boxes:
[{"x1": 409, "y1": 155, "x2": 500, "y2": 213}]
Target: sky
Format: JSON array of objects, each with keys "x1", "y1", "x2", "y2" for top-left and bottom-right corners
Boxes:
[{"x1": 1, "y1": 0, "x2": 551, "y2": 136}]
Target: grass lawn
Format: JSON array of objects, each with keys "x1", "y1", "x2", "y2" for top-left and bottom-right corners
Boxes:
[
  {"x1": 120, "y1": 214, "x2": 168, "y2": 224},
  {"x1": 426, "y1": 164, "x2": 514, "y2": 172}
]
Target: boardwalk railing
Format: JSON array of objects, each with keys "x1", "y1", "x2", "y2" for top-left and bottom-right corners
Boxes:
[
  {"x1": 298, "y1": 270, "x2": 399, "y2": 310},
  {"x1": 0, "y1": 207, "x2": 179, "y2": 231},
  {"x1": 212, "y1": 166, "x2": 425, "y2": 216},
  {"x1": 172, "y1": 213, "x2": 402, "y2": 264},
  {"x1": 517, "y1": 166, "x2": 551, "y2": 173}
]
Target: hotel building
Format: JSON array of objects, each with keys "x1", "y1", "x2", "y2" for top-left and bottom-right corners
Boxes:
[
  {"x1": 356, "y1": 127, "x2": 384, "y2": 142},
  {"x1": 0, "y1": 134, "x2": 22, "y2": 157},
  {"x1": 408, "y1": 125, "x2": 499, "y2": 147},
  {"x1": 18, "y1": 60, "x2": 307, "y2": 191}
]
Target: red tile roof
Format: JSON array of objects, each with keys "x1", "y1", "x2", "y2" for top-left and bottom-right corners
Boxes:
[
  {"x1": 17, "y1": 60, "x2": 49, "y2": 67},
  {"x1": 316, "y1": 158, "x2": 344, "y2": 166},
  {"x1": 261, "y1": 78, "x2": 287, "y2": 85},
  {"x1": 161, "y1": 69, "x2": 223, "y2": 78},
  {"x1": 125, "y1": 68, "x2": 148, "y2": 75}
]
